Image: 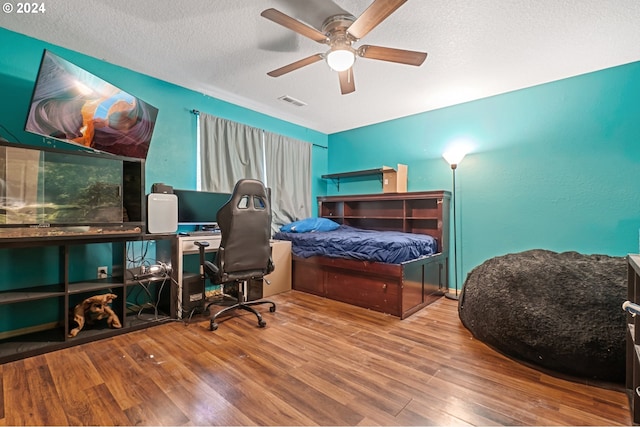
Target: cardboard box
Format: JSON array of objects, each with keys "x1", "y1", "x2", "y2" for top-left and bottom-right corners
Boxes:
[
  {"x1": 382, "y1": 164, "x2": 407, "y2": 193},
  {"x1": 261, "y1": 240, "x2": 292, "y2": 297}
]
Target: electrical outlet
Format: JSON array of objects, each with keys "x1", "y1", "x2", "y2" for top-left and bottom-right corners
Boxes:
[{"x1": 97, "y1": 266, "x2": 108, "y2": 279}]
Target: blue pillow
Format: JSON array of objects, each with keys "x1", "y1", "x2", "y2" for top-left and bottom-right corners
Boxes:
[{"x1": 280, "y1": 217, "x2": 340, "y2": 233}]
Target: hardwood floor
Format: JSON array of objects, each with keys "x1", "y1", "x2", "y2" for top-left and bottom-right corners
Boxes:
[{"x1": 0, "y1": 291, "x2": 631, "y2": 426}]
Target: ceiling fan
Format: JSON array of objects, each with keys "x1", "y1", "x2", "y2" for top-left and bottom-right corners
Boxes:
[{"x1": 260, "y1": 0, "x2": 428, "y2": 95}]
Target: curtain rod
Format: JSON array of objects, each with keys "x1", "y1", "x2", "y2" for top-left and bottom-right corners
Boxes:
[{"x1": 191, "y1": 109, "x2": 327, "y2": 149}]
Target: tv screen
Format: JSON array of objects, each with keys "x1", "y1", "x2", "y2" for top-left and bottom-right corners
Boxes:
[
  {"x1": 25, "y1": 50, "x2": 158, "y2": 159},
  {"x1": 174, "y1": 189, "x2": 231, "y2": 227}
]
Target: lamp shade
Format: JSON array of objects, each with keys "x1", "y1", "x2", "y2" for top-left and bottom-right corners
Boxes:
[
  {"x1": 326, "y1": 49, "x2": 355, "y2": 72},
  {"x1": 442, "y1": 148, "x2": 467, "y2": 167}
]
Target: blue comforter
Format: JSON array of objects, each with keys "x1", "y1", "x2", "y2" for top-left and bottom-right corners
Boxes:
[{"x1": 273, "y1": 225, "x2": 438, "y2": 264}]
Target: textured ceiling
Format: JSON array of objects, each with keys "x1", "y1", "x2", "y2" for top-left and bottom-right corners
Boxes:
[{"x1": 2, "y1": 0, "x2": 640, "y2": 134}]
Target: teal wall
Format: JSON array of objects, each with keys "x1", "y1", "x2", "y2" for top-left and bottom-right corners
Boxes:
[
  {"x1": 2, "y1": 25, "x2": 639, "y2": 307},
  {"x1": 0, "y1": 28, "x2": 328, "y2": 330},
  {"x1": 0, "y1": 28, "x2": 328, "y2": 192},
  {"x1": 328, "y1": 61, "x2": 640, "y2": 290}
]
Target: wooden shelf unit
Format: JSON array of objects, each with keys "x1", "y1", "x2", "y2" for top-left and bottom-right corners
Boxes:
[
  {"x1": 0, "y1": 233, "x2": 173, "y2": 364},
  {"x1": 626, "y1": 254, "x2": 640, "y2": 424},
  {"x1": 0, "y1": 140, "x2": 170, "y2": 363}
]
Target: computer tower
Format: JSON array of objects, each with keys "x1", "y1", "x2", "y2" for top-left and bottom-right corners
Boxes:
[
  {"x1": 182, "y1": 273, "x2": 204, "y2": 314},
  {"x1": 222, "y1": 280, "x2": 263, "y2": 302},
  {"x1": 246, "y1": 279, "x2": 264, "y2": 301}
]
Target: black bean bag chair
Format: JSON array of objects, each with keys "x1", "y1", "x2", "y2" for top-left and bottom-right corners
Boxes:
[{"x1": 458, "y1": 249, "x2": 627, "y2": 382}]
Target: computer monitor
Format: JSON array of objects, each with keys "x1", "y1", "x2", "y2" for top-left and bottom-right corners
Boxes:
[{"x1": 173, "y1": 189, "x2": 231, "y2": 228}]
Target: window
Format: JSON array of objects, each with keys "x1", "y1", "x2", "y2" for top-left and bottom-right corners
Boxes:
[{"x1": 198, "y1": 113, "x2": 311, "y2": 233}]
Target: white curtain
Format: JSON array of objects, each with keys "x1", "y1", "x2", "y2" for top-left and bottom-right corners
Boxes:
[
  {"x1": 264, "y1": 131, "x2": 311, "y2": 234},
  {"x1": 199, "y1": 113, "x2": 264, "y2": 192}
]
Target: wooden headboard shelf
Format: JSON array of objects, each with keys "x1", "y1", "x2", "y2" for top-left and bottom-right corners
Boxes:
[{"x1": 318, "y1": 190, "x2": 450, "y2": 254}]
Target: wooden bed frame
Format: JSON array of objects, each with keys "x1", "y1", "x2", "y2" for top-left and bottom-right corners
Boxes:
[{"x1": 290, "y1": 191, "x2": 450, "y2": 319}]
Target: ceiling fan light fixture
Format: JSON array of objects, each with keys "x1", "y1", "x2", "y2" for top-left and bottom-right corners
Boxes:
[
  {"x1": 261, "y1": 2, "x2": 425, "y2": 95},
  {"x1": 326, "y1": 48, "x2": 355, "y2": 72}
]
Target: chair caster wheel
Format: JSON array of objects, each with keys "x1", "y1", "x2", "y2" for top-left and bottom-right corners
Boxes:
[
  {"x1": 269, "y1": 306, "x2": 276, "y2": 313},
  {"x1": 210, "y1": 321, "x2": 218, "y2": 331},
  {"x1": 258, "y1": 319, "x2": 267, "y2": 328}
]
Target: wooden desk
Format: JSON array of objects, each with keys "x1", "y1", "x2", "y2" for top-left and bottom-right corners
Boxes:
[{"x1": 170, "y1": 235, "x2": 291, "y2": 318}]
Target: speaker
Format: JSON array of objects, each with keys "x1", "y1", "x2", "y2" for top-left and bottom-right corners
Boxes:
[
  {"x1": 147, "y1": 193, "x2": 178, "y2": 233},
  {"x1": 182, "y1": 273, "x2": 204, "y2": 314},
  {"x1": 151, "y1": 182, "x2": 173, "y2": 194}
]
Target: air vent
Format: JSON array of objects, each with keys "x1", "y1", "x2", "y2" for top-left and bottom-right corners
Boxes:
[{"x1": 278, "y1": 95, "x2": 307, "y2": 107}]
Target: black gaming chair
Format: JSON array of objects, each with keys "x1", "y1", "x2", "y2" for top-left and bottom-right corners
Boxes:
[{"x1": 195, "y1": 179, "x2": 276, "y2": 331}]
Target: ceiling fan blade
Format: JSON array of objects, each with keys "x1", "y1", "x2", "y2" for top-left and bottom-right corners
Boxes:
[
  {"x1": 338, "y1": 68, "x2": 355, "y2": 95},
  {"x1": 347, "y1": 0, "x2": 407, "y2": 40},
  {"x1": 267, "y1": 54, "x2": 324, "y2": 77},
  {"x1": 261, "y1": 8, "x2": 329, "y2": 44},
  {"x1": 358, "y1": 45, "x2": 427, "y2": 66}
]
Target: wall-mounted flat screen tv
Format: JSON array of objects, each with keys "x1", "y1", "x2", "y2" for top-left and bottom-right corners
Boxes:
[{"x1": 25, "y1": 50, "x2": 158, "y2": 159}]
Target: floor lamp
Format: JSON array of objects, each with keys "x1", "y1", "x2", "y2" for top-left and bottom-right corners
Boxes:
[{"x1": 442, "y1": 149, "x2": 466, "y2": 300}]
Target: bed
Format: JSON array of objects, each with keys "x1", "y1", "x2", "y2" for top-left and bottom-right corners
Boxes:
[
  {"x1": 275, "y1": 225, "x2": 438, "y2": 264},
  {"x1": 274, "y1": 191, "x2": 450, "y2": 319}
]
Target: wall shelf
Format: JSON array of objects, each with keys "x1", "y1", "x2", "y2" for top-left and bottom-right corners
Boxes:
[
  {"x1": 322, "y1": 164, "x2": 407, "y2": 192},
  {"x1": 322, "y1": 168, "x2": 388, "y2": 180}
]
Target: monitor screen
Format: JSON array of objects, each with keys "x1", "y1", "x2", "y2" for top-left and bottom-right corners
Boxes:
[
  {"x1": 174, "y1": 189, "x2": 231, "y2": 226},
  {"x1": 25, "y1": 50, "x2": 158, "y2": 159}
]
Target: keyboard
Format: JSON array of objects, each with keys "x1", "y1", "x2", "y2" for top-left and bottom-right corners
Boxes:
[{"x1": 182, "y1": 230, "x2": 220, "y2": 236}]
